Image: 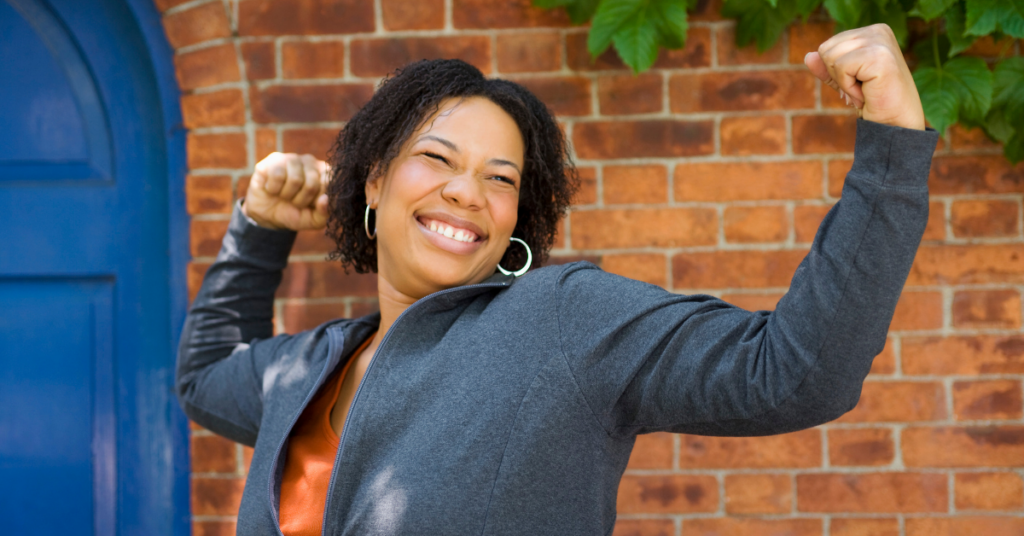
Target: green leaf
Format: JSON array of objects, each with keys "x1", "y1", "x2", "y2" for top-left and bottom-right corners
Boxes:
[
  {"x1": 532, "y1": 0, "x2": 574, "y2": 8},
  {"x1": 612, "y1": 9, "x2": 661, "y2": 72},
  {"x1": 916, "y1": 0, "x2": 956, "y2": 20},
  {"x1": 868, "y1": 0, "x2": 909, "y2": 46},
  {"x1": 724, "y1": 0, "x2": 797, "y2": 52},
  {"x1": 587, "y1": 0, "x2": 644, "y2": 58},
  {"x1": 1005, "y1": 131, "x2": 1024, "y2": 163},
  {"x1": 650, "y1": 0, "x2": 689, "y2": 48},
  {"x1": 945, "y1": 3, "x2": 977, "y2": 57},
  {"x1": 992, "y1": 57, "x2": 1024, "y2": 125},
  {"x1": 797, "y1": 0, "x2": 824, "y2": 17},
  {"x1": 565, "y1": 0, "x2": 601, "y2": 23},
  {"x1": 824, "y1": 0, "x2": 865, "y2": 29},
  {"x1": 965, "y1": 0, "x2": 1024, "y2": 39},
  {"x1": 984, "y1": 108, "x2": 1014, "y2": 143},
  {"x1": 912, "y1": 31, "x2": 949, "y2": 67},
  {"x1": 946, "y1": 56, "x2": 993, "y2": 123},
  {"x1": 914, "y1": 65, "x2": 961, "y2": 132}
]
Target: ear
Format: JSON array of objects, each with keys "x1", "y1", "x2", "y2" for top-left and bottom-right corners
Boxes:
[{"x1": 364, "y1": 164, "x2": 382, "y2": 208}]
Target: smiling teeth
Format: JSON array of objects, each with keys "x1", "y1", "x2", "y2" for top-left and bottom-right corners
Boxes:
[{"x1": 426, "y1": 220, "x2": 476, "y2": 242}]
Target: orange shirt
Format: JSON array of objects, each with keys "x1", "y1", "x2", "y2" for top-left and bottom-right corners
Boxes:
[{"x1": 279, "y1": 334, "x2": 374, "y2": 536}]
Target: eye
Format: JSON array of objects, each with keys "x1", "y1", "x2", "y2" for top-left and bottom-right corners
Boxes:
[
  {"x1": 423, "y1": 152, "x2": 449, "y2": 165},
  {"x1": 491, "y1": 175, "x2": 515, "y2": 186}
]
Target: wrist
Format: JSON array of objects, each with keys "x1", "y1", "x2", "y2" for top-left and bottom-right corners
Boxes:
[{"x1": 241, "y1": 199, "x2": 284, "y2": 230}]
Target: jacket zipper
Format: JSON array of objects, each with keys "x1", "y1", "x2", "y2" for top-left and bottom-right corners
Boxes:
[{"x1": 319, "y1": 280, "x2": 509, "y2": 536}]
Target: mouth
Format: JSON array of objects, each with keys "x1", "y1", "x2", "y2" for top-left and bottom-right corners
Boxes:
[
  {"x1": 415, "y1": 213, "x2": 487, "y2": 255},
  {"x1": 418, "y1": 216, "x2": 481, "y2": 243}
]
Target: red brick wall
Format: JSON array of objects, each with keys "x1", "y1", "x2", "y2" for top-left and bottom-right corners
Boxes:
[{"x1": 161, "y1": 0, "x2": 1024, "y2": 534}]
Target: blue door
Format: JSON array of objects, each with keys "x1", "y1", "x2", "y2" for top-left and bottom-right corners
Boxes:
[{"x1": 0, "y1": 0, "x2": 188, "y2": 534}]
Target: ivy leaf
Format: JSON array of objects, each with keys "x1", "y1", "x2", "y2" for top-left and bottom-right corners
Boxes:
[
  {"x1": 948, "y1": 56, "x2": 994, "y2": 123},
  {"x1": 566, "y1": 0, "x2": 601, "y2": 23},
  {"x1": 914, "y1": 54, "x2": 993, "y2": 131},
  {"x1": 797, "y1": 0, "x2": 824, "y2": 17},
  {"x1": 992, "y1": 57, "x2": 1024, "y2": 125},
  {"x1": 612, "y1": 8, "x2": 662, "y2": 72},
  {"x1": 965, "y1": 0, "x2": 1024, "y2": 38},
  {"x1": 724, "y1": 0, "x2": 797, "y2": 52},
  {"x1": 868, "y1": 0, "x2": 909, "y2": 46},
  {"x1": 650, "y1": 0, "x2": 689, "y2": 48},
  {"x1": 1006, "y1": 132, "x2": 1024, "y2": 163},
  {"x1": 823, "y1": 0, "x2": 864, "y2": 29},
  {"x1": 916, "y1": 0, "x2": 956, "y2": 20},
  {"x1": 825, "y1": 0, "x2": 908, "y2": 45},
  {"x1": 588, "y1": 0, "x2": 644, "y2": 58},
  {"x1": 945, "y1": 3, "x2": 977, "y2": 57},
  {"x1": 914, "y1": 65, "x2": 961, "y2": 132}
]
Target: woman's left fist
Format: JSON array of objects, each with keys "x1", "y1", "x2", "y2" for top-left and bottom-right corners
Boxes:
[{"x1": 804, "y1": 24, "x2": 926, "y2": 131}]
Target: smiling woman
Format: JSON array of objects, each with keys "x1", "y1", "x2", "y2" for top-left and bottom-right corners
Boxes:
[{"x1": 178, "y1": 35, "x2": 941, "y2": 536}]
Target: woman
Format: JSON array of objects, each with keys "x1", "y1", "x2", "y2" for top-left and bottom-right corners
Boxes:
[{"x1": 178, "y1": 24, "x2": 937, "y2": 536}]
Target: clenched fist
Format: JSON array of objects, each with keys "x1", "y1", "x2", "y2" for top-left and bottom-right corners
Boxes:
[
  {"x1": 243, "y1": 152, "x2": 330, "y2": 231},
  {"x1": 805, "y1": 24, "x2": 926, "y2": 131}
]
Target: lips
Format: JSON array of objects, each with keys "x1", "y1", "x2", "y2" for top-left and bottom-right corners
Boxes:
[
  {"x1": 415, "y1": 212, "x2": 487, "y2": 255},
  {"x1": 420, "y1": 217, "x2": 479, "y2": 243}
]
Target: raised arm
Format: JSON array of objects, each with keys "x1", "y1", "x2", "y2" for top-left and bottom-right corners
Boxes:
[
  {"x1": 556, "y1": 25, "x2": 939, "y2": 438},
  {"x1": 175, "y1": 154, "x2": 328, "y2": 445}
]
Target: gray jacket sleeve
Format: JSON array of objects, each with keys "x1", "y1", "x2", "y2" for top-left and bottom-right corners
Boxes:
[
  {"x1": 175, "y1": 203, "x2": 299, "y2": 446},
  {"x1": 556, "y1": 119, "x2": 940, "y2": 438}
]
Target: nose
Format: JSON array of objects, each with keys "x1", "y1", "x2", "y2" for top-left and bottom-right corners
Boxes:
[{"x1": 441, "y1": 172, "x2": 486, "y2": 210}]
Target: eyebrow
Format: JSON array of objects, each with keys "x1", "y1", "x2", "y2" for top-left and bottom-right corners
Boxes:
[{"x1": 418, "y1": 134, "x2": 522, "y2": 175}]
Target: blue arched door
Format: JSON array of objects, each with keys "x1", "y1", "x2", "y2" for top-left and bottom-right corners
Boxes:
[{"x1": 0, "y1": 0, "x2": 188, "y2": 534}]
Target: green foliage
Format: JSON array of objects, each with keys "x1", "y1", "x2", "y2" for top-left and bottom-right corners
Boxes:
[{"x1": 532, "y1": 0, "x2": 1024, "y2": 163}]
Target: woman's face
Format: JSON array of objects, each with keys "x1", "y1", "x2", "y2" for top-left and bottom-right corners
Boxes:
[{"x1": 366, "y1": 96, "x2": 525, "y2": 299}]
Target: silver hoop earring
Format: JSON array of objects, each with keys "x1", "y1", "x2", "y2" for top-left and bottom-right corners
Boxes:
[
  {"x1": 497, "y1": 237, "x2": 532, "y2": 277},
  {"x1": 364, "y1": 205, "x2": 376, "y2": 240}
]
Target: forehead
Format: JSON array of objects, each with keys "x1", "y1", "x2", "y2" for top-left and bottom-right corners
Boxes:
[{"x1": 411, "y1": 97, "x2": 524, "y2": 162}]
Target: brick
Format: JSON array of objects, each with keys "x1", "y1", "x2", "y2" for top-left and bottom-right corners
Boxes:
[
  {"x1": 190, "y1": 434, "x2": 238, "y2": 473},
  {"x1": 570, "y1": 208, "x2": 716, "y2": 249},
  {"x1": 241, "y1": 41, "x2": 275, "y2": 80},
  {"x1": 964, "y1": 35, "x2": 1017, "y2": 56},
  {"x1": 724, "y1": 206, "x2": 787, "y2": 243},
  {"x1": 603, "y1": 165, "x2": 668, "y2": 204},
  {"x1": 187, "y1": 132, "x2": 248, "y2": 169},
  {"x1": 512, "y1": 77, "x2": 591, "y2": 117},
  {"x1": 792, "y1": 114, "x2": 858, "y2": 153},
  {"x1": 794, "y1": 204, "x2": 832, "y2": 243},
  {"x1": 717, "y1": 24, "x2": 784, "y2": 65},
  {"x1": 903, "y1": 335, "x2": 1024, "y2": 375},
  {"x1": 256, "y1": 128, "x2": 278, "y2": 160},
  {"x1": 953, "y1": 290, "x2": 1022, "y2": 329},
  {"x1": 956, "y1": 472, "x2": 1023, "y2": 510},
  {"x1": 951, "y1": 199, "x2": 1019, "y2": 238},
  {"x1": 190, "y1": 219, "x2": 229, "y2": 257},
  {"x1": 598, "y1": 73, "x2": 663, "y2": 115},
  {"x1": 573, "y1": 120, "x2": 713, "y2": 159},
  {"x1": 162, "y1": 2, "x2": 231, "y2": 48},
  {"x1": 929, "y1": 156, "x2": 1024, "y2": 195},
  {"x1": 282, "y1": 41, "x2": 345, "y2": 79},
  {"x1": 870, "y1": 337, "x2": 896, "y2": 375},
  {"x1": 191, "y1": 477, "x2": 245, "y2": 515},
  {"x1": 382, "y1": 0, "x2": 444, "y2": 30},
  {"x1": 720, "y1": 292, "x2": 783, "y2": 311},
  {"x1": 831, "y1": 518, "x2": 899, "y2": 536},
  {"x1": 908, "y1": 245, "x2": 1024, "y2": 285},
  {"x1": 350, "y1": 36, "x2": 492, "y2": 77},
  {"x1": 684, "y1": 518, "x2": 821, "y2": 536},
  {"x1": 796, "y1": 472, "x2": 947, "y2": 512},
  {"x1": 838, "y1": 381, "x2": 946, "y2": 423},
  {"x1": 891, "y1": 291, "x2": 944, "y2": 331},
  {"x1": 278, "y1": 262, "x2": 378, "y2": 298},
  {"x1": 688, "y1": 0, "x2": 723, "y2": 21},
  {"x1": 193, "y1": 521, "x2": 236, "y2": 536},
  {"x1": 906, "y1": 517, "x2": 1024, "y2": 536},
  {"x1": 186, "y1": 175, "x2": 233, "y2": 214},
  {"x1": 250, "y1": 84, "x2": 374, "y2": 123},
  {"x1": 238, "y1": 0, "x2": 374, "y2": 36},
  {"x1": 950, "y1": 124, "x2": 1002, "y2": 150},
  {"x1": 789, "y1": 21, "x2": 836, "y2": 64},
  {"x1": 573, "y1": 167, "x2": 597, "y2": 205},
  {"x1": 602, "y1": 254, "x2": 667, "y2": 288},
  {"x1": 612, "y1": 519, "x2": 674, "y2": 536},
  {"x1": 496, "y1": 32, "x2": 562, "y2": 73},
  {"x1": 679, "y1": 429, "x2": 820, "y2": 468},
  {"x1": 175, "y1": 44, "x2": 241, "y2": 90},
  {"x1": 675, "y1": 161, "x2": 821, "y2": 202},
  {"x1": 953, "y1": 380, "x2": 1024, "y2": 421},
  {"x1": 828, "y1": 427, "x2": 895, "y2": 466},
  {"x1": 181, "y1": 89, "x2": 245, "y2": 128},
  {"x1": 187, "y1": 262, "x2": 211, "y2": 304},
  {"x1": 625, "y1": 432, "x2": 673, "y2": 470},
  {"x1": 282, "y1": 302, "x2": 346, "y2": 332},
  {"x1": 673, "y1": 250, "x2": 807, "y2": 289},
  {"x1": 282, "y1": 128, "x2": 338, "y2": 159},
  {"x1": 669, "y1": 71, "x2": 814, "y2": 112},
  {"x1": 616, "y1": 474, "x2": 717, "y2": 513},
  {"x1": 720, "y1": 115, "x2": 786, "y2": 155},
  {"x1": 453, "y1": 0, "x2": 571, "y2": 28},
  {"x1": 903, "y1": 425, "x2": 1024, "y2": 467},
  {"x1": 242, "y1": 445, "x2": 253, "y2": 474},
  {"x1": 566, "y1": 29, "x2": 711, "y2": 71},
  {"x1": 292, "y1": 229, "x2": 336, "y2": 255},
  {"x1": 723, "y1": 473, "x2": 791, "y2": 514}
]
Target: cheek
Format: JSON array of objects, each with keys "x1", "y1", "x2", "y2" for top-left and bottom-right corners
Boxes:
[{"x1": 489, "y1": 192, "x2": 520, "y2": 238}]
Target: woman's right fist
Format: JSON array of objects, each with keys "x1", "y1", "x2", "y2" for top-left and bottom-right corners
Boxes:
[{"x1": 243, "y1": 153, "x2": 330, "y2": 231}]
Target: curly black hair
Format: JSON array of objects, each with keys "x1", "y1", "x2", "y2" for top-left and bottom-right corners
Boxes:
[{"x1": 325, "y1": 59, "x2": 578, "y2": 274}]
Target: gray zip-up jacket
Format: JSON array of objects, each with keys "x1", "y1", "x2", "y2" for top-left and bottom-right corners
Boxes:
[{"x1": 177, "y1": 119, "x2": 939, "y2": 536}]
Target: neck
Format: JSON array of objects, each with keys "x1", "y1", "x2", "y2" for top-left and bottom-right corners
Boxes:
[{"x1": 369, "y1": 274, "x2": 418, "y2": 353}]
